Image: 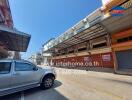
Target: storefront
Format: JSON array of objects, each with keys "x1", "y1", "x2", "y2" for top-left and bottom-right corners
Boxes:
[{"x1": 112, "y1": 28, "x2": 132, "y2": 74}]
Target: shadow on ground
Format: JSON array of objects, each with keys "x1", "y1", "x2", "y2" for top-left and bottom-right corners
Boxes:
[
  {"x1": 86, "y1": 74, "x2": 132, "y2": 86},
  {"x1": 0, "y1": 80, "x2": 68, "y2": 100}
]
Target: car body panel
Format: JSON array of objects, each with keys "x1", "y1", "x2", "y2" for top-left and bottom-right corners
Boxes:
[{"x1": 0, "y1": 59, "x2": 56, "y2": 97}]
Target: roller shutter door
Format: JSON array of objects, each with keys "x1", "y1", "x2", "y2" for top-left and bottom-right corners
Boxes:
[{"x1": 116, "y1": 50, "x2": 132, "y2": 69}]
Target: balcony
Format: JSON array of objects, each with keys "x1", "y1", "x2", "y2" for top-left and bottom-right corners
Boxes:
[{"x1": 43, "y1": 8, "x2": 104, "y2": 53}]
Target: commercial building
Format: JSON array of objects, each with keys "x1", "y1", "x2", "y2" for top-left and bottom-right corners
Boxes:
[
  {"x1": 101, "y1": 0, "x2": 132, "y2": 74},
  {"x1": 29, "y1": 39, "x2": 53, "y2": 65},
  {"x1": 0, "y1": 0, "x2": 30, "y2": 59},
  {"x1": 41, "y1": 38, "x2": 55, "y2": 66},
  {"x1": 42, "y1": 0, "x2": 132, "y2": 74},
  {"x1": 40, "y1": 53, "x2": 52, "y2": 66},
  {"x1": 28, "y1": 53, "x2": 42, "y2": 65}
]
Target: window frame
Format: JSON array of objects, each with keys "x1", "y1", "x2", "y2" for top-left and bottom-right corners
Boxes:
[
  {"x1": 92, "y1": 42, "x2": 107, "y2": 49},
  {"x1": 0, "y1": 62, "x2": 11, "y2": 74},
  {"x1": 15, "y1": 62, "x2": 36, "y2": 71}
]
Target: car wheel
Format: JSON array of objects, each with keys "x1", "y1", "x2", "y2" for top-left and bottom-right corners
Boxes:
[{"x1": 41, "y1": 76, "x2": 54, "y2": 89}]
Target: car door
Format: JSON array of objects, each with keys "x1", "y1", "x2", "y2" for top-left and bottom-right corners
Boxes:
[
  {"x1": 11, "y1": 61, "x2": 42, "y2": 88},
  {"x1": 0, "y1": 61, "x2": 12, "y2": 92}
]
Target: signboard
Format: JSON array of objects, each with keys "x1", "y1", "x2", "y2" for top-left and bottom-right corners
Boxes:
[
  {"x1": 53, "y1": 52, "x2": 114, "y2": 68},
  {"x1": 110, "y1": 6, "x2": 125, "y2": 16},
  {"x1": 102, "y1": 54, "x2": 111, "y2": 61}
]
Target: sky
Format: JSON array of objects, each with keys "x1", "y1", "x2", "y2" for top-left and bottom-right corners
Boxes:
[{"x1": 9, "y1": 0, "x2": 102, "y2": 59}]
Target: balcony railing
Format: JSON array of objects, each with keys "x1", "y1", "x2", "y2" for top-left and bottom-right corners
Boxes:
[{"x1": 43, "y1": 8, "x2": 104, "y2": 52}]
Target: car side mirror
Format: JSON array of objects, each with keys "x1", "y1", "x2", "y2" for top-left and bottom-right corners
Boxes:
[{"x1": 33, "y1": 67, "x2": 38, "y2": 71}]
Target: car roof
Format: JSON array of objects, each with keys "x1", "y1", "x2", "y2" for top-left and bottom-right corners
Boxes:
[{"x1": 0, "y1": 59, "x2": 31, "y2": 63}]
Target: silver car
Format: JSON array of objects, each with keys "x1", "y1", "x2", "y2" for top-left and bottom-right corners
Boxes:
[{"x1": 0, "y1": 59, "x2": 56, "y2": 97}]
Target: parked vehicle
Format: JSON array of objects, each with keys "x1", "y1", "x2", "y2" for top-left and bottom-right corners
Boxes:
[{"x1": 0, "y1": 59, "x2": 56, "y2": 96}]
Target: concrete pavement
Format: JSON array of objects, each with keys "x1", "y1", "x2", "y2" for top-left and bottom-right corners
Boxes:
[{"x1": 1, "y1": 68, "x2": 132, "y2": 100}]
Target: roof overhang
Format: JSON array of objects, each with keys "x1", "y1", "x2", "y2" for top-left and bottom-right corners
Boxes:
[
  {"x1": 45, "y1": 23, "x2": 107, "y2": 53},
  {"x1": 101, "y1": 6, "x2": 132, "y2": 34},
  {"x1": 0, "y1": 25, "x2": 31, "y2": 52}
]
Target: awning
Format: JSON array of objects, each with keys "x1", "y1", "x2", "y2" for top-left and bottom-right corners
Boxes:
[
  {"x1": 101, "y1": 6, "x2": 132, "y2": 34},
  {"x1": 45, "y1": 23, "x2": 107, "y2": 53},
  {"x1": 0, "y1": 25, "x2": 31, "y2": 52}
]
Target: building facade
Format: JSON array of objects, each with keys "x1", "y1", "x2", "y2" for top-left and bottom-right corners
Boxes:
[
  {"x1": 41, "y1": 53, "x2": 52, "y2": 66},
  {"x1": 28, "y1": 53, "x2": 42, "y2": 65},
  {"x1": 101, "y1": 0, "x2": 132, "y2": 74},
  {"x1": 43, "y1": 0, "x2": 132, "y2": 74}
]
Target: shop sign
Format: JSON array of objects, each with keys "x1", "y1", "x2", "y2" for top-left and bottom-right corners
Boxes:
[
  {"x1": 102, "y1": 54, "x2": 111, "y2": 61},
  {"x1": 110, "y1": 6, "x2": 125, "y2": 16}
]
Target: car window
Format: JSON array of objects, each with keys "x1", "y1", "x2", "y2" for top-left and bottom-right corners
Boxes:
[
  {"x1": 0, "y1": 62, "x2": 11, "y2": 74},
  {"x1": 15, "y1": 62, "x2": 34, "y2": 71}
]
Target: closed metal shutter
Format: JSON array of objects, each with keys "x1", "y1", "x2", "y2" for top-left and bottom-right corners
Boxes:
[{"x1": 116, "y1": 50, "x2": 132, "y2": 69}]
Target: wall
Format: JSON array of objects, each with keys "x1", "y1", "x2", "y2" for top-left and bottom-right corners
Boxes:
[
  {"x1": 111, "y1": 28, "x2": 132, "y2": 51},
  {"x1": 53, "y1": 52, "x2": 114, "y2": 69},
  {"x1": 0, "y1": 0, "x2": 13, "y2": 28}
]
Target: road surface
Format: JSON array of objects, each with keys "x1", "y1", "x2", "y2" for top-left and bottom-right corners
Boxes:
[{"x1": 1, "y1": 68, "x2": 132, "y2": 100}]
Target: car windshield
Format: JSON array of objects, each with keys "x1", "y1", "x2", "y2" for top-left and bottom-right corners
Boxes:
[{"x1": 0, "y1": 62, "x2": 11, "y2": 74}]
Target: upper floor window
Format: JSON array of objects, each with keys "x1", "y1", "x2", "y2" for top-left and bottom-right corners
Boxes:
[
  {"x1": 93, "y1": 42, "x2": 107, "y2": 49},
  {"x1": 117, "y1": 36, "x2": 132, "y2": 43}
]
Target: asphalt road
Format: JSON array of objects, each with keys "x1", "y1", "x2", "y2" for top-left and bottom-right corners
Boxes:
[{"x1": 1, "y1": 68, "x2": 132, "y2": 100}]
